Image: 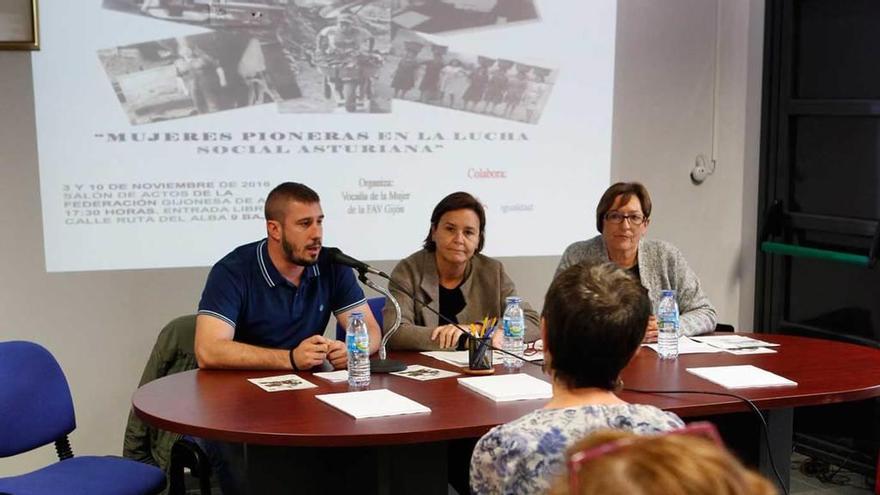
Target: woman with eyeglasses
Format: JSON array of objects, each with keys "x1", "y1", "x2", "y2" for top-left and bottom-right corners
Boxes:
[
  {"x1": 555, "y1": 182, "x2": 716, "y2": 341},
  {"x1": 469, "y1": 262, "x2": 684, "y2": 495}
]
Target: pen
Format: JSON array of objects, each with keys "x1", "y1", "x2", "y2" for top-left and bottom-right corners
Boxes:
[{"x1": 483, "y1": 321, "x2": 498, "y2": 341}]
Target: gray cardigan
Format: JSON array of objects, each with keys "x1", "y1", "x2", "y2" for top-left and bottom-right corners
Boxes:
[
  {"x1": 385, "y1": 249, "x2": 540, "y2": 350},
  {"x1": 555, "y1": 236, "x2": 717, "y2": 336}
]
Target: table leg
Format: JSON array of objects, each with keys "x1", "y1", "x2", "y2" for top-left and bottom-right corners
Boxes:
[
  {"x1": 693, "y1": 408, "x2": 792, "y2": 494},
  {"x1": 760, "y1": 408, "x2": 792, "y2": 494},
  {"x1": 378, "y1": 442, "x2": 448, "y2": 495}
]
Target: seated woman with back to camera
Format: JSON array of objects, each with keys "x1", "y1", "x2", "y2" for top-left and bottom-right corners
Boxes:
[
  {"x1": 469, "y1": 262, "x2": 685, "y2": 495},
  {"x1": 555, "y1": 182, "x2": 716, "y2": 341}
]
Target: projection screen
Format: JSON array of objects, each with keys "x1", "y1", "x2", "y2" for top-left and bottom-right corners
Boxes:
[{"x1": 32, "y1": 0, "x2": 616, "y2": 272}]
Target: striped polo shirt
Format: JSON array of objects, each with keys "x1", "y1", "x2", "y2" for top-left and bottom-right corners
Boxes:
[{"x1": 197, "y1": 239, "x2": 366, "y2": 349}]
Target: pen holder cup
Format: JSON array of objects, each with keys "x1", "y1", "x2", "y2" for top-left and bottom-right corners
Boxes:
[{"x1": 467, "y1": 337, "x2": 493, "y2": 370}]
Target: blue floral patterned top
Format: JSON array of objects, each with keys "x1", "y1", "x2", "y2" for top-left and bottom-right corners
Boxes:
[{"x1": 469, "y1": 404, "x2": 684, "y2": 495}]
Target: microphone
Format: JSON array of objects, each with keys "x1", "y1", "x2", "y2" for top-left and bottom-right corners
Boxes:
[
  {"x1": 324, "y1": 247, "x2": 390, "y2": 279},
  {"x1": 325, "y1": 247, "x2": 406, "y2": 373}
]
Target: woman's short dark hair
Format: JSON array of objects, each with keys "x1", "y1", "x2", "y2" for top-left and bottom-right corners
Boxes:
[
  {"x1": 264, "y1": 182, "x2": 320, "y2": 222},
  {"x1": 542, "y1": 262, "x2": 650, "y2": 390},
  {"x1": 595, "y1": 182, "x2": 652, "y2": 233},
  {"x1": 423, "y1": 192, "x2": 486, "y2": 253}
]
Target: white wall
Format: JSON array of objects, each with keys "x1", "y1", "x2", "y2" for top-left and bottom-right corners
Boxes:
[
  {"x1": 0, "y1": 0, "x2": 763, "y2": 476},
  {"x1": 612, "y1": 0, "x2": 764, "y2": 330}
]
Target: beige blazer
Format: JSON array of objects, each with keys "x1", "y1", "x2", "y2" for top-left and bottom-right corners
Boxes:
[{"x1": 384, "y1": 249, "x2": 540, "y2": 350}]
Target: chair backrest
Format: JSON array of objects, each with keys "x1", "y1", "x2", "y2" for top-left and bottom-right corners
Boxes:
[
  {"x1": 0, "y1": 341, "x2": 76, "y2": 457},
  {"x1": 335, "y1": 297, "x2": 385, "y2": 341},
  {"x1": 715, "y1": 323, "x2": 735, "y2": 333}
]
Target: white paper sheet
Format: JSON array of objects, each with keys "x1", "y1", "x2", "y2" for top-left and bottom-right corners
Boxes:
[
  {"x1": 391, "y1": 365, "x2": 460, "y2": 381},
  {"x1": 724, "y1": 347, "x2": 777, "y2": 356},
  {"x1": 643, "y1": 337, "x2": 724, "y2": 355},
  {"x1": 692, "y1": 335, "x2": 780, "y2": 350},
  {"x1": 247, "y1": 374, "x2": 317, "y2": 392},
  {"x1": 521, "y1": 351, "x2": 545, "y2": 362},
  {"x1": 421, "y1": 350, "x2": 504, "y2": 367},
  {"x1": 458, "y1": 374, "x2": 552, "y2": 402},
  {"x1": 313, "y1": 370, "x2": 349, "y2": 383},
  {"x1": 686, "y1": 365, "x2": 797, "y2": 389},
  {"x1": 315, "y1": 389, "x2": 431, "y2": 419}
]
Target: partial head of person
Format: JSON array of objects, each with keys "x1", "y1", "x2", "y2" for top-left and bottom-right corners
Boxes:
[
  {"x1": 595, "y1": 182, "x2": 652, "y2": 256},
  {"x1": 264, "y1": 182, "x2": 323, "y2": 266},
  {"x1": 551, "y1": 426, "x2": 777, "y2": 495},
  {"x1": 431, "y1": 44, "x2": 448, "y2": 57},
  {"x1": 177, "y1": 40, "x2": 193, "y2": 58},
  {"x1": 337, "y1": 13, "x2": 355, "y2": 29},
  {"x1": 403, "y1": 40, "x2": 423, "y2": 56},
  {"x1": 423, "y1": 191, "x2": 486, "y2": 266},
  {"x1": 542, "y1": 262, "x2": 650, "y2": 390}
]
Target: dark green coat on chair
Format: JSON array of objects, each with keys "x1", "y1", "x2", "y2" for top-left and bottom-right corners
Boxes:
[{"x1": 123, "y1": 315, "x2": 198, "y2": 483}]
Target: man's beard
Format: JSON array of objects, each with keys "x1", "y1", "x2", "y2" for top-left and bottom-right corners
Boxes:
[{"x1": 281, "y1": 236, "x2": 320, "y2": 266}]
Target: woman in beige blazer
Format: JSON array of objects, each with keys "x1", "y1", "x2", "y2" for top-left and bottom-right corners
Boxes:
[{"x1": 385, "y1": 191, "x2": 540, "y2": 351}]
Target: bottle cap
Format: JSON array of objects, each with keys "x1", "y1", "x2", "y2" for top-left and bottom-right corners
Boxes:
[
  {"x1": 351, "y1": 311, "x2": 364, "y2": 318},
  {"x1": 660, "y1": 290, "x2": 676, "y2": 297},
  {"x1": 505, "y1": 296, "x2": 522, "y2": 304}
]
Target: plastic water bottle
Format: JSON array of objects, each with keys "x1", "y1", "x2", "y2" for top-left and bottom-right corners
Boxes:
[
  {"x1": 657, "y1": 290, "x2": 680, "y2": 360},
  {"x1": 346, "y1": 311, "x2": 371, "y2": 389},
  {"x1": 502, "y1": 296, "x2": 525, "y2": 370}
]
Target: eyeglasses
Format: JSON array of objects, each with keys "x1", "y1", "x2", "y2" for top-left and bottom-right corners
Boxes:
[
  {"x1": 523, "y1": 340, "x2": 544, "y2": 357},
  {"x1": 567, "y1": 422, "x2": 723, "y2": 492},
  {"x1": 604, "y1": 211, "x2": 647, "y2": 225}
]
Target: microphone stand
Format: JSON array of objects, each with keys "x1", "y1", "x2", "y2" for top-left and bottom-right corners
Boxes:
[{"x1": 357, "y1": 270, "x2": 407, "y2": 373}]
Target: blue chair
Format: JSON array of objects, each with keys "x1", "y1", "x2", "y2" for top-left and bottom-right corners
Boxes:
[
  {"x1": 335, "y1": 296, "x2": 385, "y2": 341},
  {"x1": 0, "y1": 340, "x2": 166, "y2": 495}
]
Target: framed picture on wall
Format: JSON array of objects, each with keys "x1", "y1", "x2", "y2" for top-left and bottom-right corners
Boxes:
[{"x1": 0, "y1": 0, "x2": 39, "y2": 50}]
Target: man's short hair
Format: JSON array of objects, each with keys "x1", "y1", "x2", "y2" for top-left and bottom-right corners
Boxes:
[
  {"x1": 264, "y1": 182, "x2": 320, "y2": 222},
  {"x1": 542, "y1": 262, "x2": 650, "y2": 390}
]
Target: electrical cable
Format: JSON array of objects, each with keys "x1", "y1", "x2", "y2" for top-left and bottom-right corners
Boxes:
[
  {"x1": 623, "y1": 387, "x2": 790, "y2": 495},
  {"x1": 815, "y1": 451, "x2": 853, "y2": 485}
]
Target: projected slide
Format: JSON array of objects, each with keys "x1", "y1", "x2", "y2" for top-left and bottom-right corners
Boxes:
[{"x1": 32, "y1": 0, "x2": 616, "y2": 272}]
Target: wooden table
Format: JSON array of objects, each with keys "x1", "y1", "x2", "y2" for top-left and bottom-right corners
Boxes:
[{"x1": 133, "y1": 334, "x2": 880, "y2": 493}]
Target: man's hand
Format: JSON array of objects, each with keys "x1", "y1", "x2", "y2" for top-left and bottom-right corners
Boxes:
[
  {"x1": 292, "y1": 335, "x2": 330, "y2": 370},
  {"x1": 431, "y1": 324, "x2": 463, "y2": 349},
  {"x1": 327, "y1": 340, "x2": 348, "y2": 370},
  {"x1": 643, "y1": 316, "x2": 659, "y2": 343}
]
